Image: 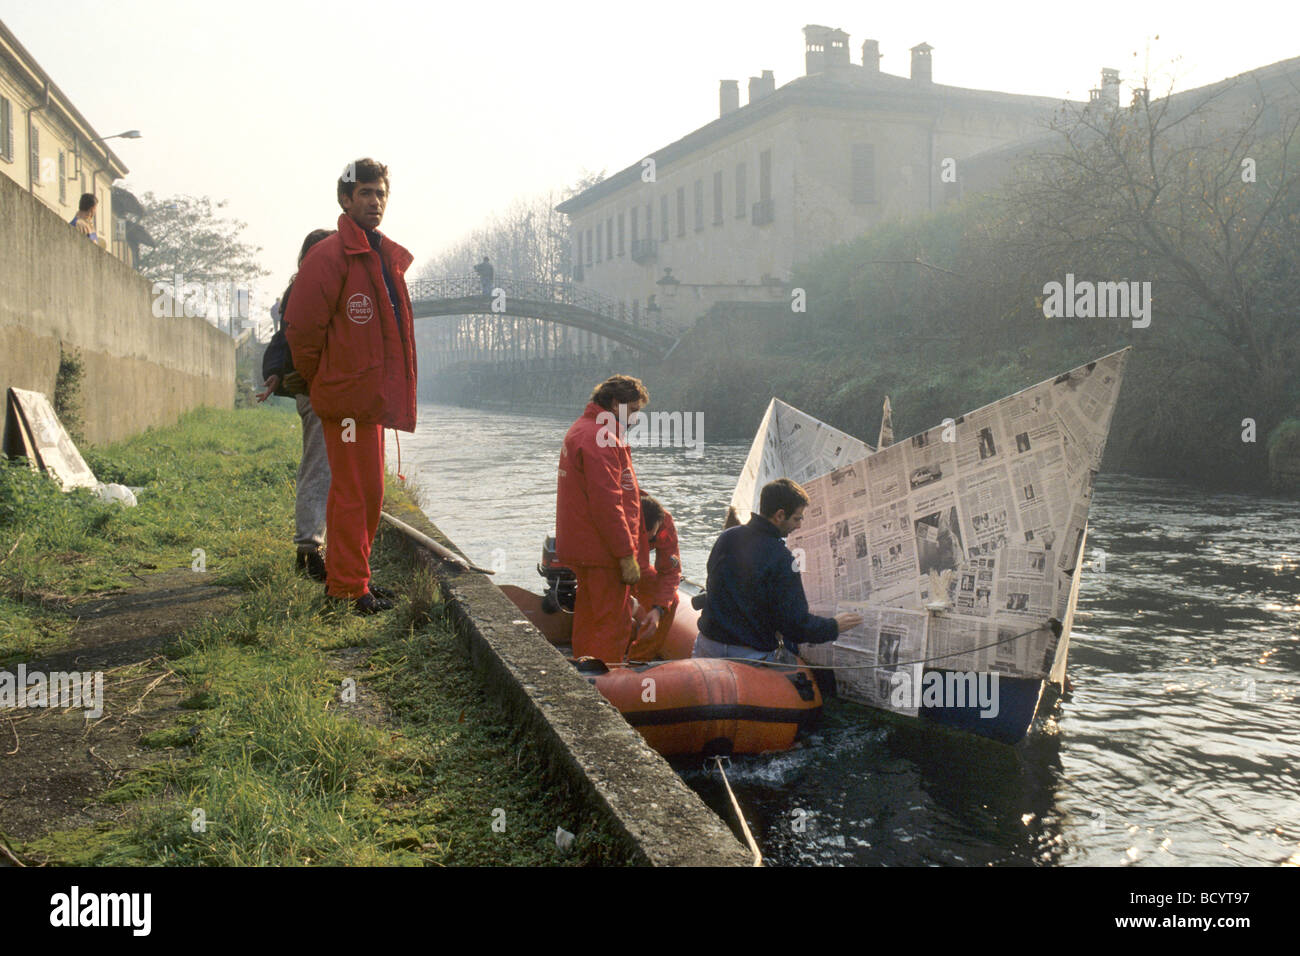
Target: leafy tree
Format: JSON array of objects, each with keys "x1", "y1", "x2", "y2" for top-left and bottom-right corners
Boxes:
[{"x1": 127, "y1": 193, "x2": 270, "y2": 334}]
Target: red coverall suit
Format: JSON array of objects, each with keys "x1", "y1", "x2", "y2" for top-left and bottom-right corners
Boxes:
[
  {"x1": 284, "y1": 213, "x2": 417, "y2": 599},
  {"x1": 556, "y1": 402, "x2": 642, "y2": 662},
  {"x1": 628, "y1": 510, "x2": 682, "y2": 660}
]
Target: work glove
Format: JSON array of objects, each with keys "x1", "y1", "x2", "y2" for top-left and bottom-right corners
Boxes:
[
  {"x1": 618, "y1": 555, "x2": 641, "y2": 585},
  {"x1": 282, "y1": 371, "x2": 308, "y2": 395}
]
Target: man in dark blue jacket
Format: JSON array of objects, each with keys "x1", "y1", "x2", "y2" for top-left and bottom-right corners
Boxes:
[{"x1": 694, "y1": 478, "x2": 862, "y2": 661}]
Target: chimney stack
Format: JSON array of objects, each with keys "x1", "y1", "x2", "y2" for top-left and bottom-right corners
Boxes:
[
  {"x1": 748, "y1": 70, "x2": 775, "y2": 104},
  {"x1": 720, "y1": 79, "x2": 739, "y2": 117},
  {"x1": 804, "y1": 24, "x2": 849, "y2": 75},
  {"x1": 862, "y1": 39, "x2": 880, "y2": 73},
  {"x1": 910, "y1": 42, "x2": 933, "y2": 85}
]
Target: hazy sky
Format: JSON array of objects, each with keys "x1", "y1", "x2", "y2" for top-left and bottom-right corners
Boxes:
[{"x1": 3, "y1": 0, "x2": 1296, "y2": 300}]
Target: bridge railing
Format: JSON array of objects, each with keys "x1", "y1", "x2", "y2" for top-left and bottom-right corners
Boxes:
[{"x1": 407, "y1": 275, "x2": 676, "y2": 341}]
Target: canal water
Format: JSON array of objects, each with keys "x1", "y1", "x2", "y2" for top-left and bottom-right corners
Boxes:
[{"x1": 390, "y1": 402, "x2": 1299, "y2": 866}]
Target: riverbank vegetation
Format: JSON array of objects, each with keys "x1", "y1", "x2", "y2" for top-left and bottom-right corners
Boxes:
[
  {"x1": 651, "y1": 83, "x2": 1300, "y2": 489},
  {"x1": 0, "y1": 406, "x2": 627, "y2": 865}
]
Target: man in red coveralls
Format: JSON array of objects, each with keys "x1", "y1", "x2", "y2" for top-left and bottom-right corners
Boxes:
[
  {"x1": 627, "y1": 493, "x2": 682, "y2": 659},
  {"x1": 285, "y1": 158, "x2": 417, "y2": 614},
  {"x1": 556, "y1": 375, "x2": 649, "y2": 661}
]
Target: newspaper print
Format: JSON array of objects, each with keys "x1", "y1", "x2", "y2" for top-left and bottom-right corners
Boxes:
[
  {"x1": 726, "y1": 349, "x2": 1128, "y2": 703},
  {"x1": 727, "y1": 400, "x2": 869, "y2": 524},
  {"x1": 801, "y1": 607, "x2": 928, "y2": 716}
]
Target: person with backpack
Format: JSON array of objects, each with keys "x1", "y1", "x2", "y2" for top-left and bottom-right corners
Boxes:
[{"x1": 257, "y1": 227, "x2": 336, "y2": 581}]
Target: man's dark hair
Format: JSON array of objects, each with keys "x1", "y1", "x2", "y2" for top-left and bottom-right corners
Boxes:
[
  {"x1": 78, "y1": 192, "x2": 97, "y2": 212},
  {"x1": 590, "y1": 374, "x2": 648, "y2": 411},
  {"x1": 759, "y1": 478, "x2": 809, "y2": 519},
  {"x1": 337, "y1": 158, "x2": 390, "y2": 204},
  {"x1": 641, "y1": 494, "x2": 664, "y2": 531}
]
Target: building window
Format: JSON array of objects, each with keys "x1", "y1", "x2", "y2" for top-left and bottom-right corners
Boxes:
[
  {"x1": 58, "y1": 151, "x2": 66, "y2": 204},
  {"x1": 29, "y1": 125, "x2": 39, "y2": 187},
  {"x1": 586, "y1": 228, "x2": 593, "y2": 265},
  {"x1": 629, "y1": 207, "x2": 638, "y2": 248},
  {"x1": 645, "y1": 202, "x2": 652, "y2": 240},
  {"x1": 596, "y1": 222, "x2": 603, "y2": 263},
  {"x1": 693, "y1": 179, "x2": 704, "y2": 231},
  {"x1": 735, "y1": 162, "x2": 746, "y2": 217},
  {"x1": 617, "y1": 212, "x2": 625, "y2": 256},
  {"x1": 852, "y1": 143, "x2": 877, "y2": 203},
  {"x1": 713, "y1": 171, "x2": 724, "y2": 225},
  {"x1": 676, "y1": 187, "x2": 685, "y2": 237},
  {"x1": 660, "y1": 195, "x2": 669, "y2": 241},
  {"x1": 606, "y1": 217, "x2": 613, "y2": 259},
  {"x1": 0, "y1": 98, "x2": 13, "y2": 162},
  {"x1": 759, "y1": 148, "x2": 772, "y2": 202}
]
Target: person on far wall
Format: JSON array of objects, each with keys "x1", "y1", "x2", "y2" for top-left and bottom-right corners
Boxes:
[
  {"x1": 555, "y1": 374, "x2": 648, "y2": 662},
  {"x1": 284, "y1": 158, "x2": 418, "y2": 615},
  {"x1": 70, "y1": 193, "x2": 97, "y2": 242},
  {"x1": 473, "y1": 255, "x2": 494, "y2": 296},
  {"x1": 694, "y1": 478, "x2": 863, "y2": 663},
  {"x1": 257, "y1": 227, "x2": 337, "y2": 582},
  {"x1": 627, "y1": 492, "x2": 682, "y2": 660}
]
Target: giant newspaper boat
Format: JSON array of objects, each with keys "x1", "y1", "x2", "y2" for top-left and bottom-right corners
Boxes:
[{"x1": 728, "y1": 348, "x2": 1130, "y2": 743}]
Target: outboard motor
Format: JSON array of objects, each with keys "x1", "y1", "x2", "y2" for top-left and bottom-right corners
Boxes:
[{"x1": 538, "y1": 536, "x2": 577, "y2": 614}]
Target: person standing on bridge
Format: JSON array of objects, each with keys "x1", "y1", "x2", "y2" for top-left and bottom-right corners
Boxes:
[
  {"x1": 556, "y1": 375, "x2": 648, "y2": 662},
  {"x1": 473, "y1": 255, "x2": 494, "y2": 297},
  {"x1": 285, "y1": 158, "x2": 418, "y2": 614}
]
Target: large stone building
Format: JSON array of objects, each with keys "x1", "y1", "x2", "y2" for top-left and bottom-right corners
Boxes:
[
  {"x1": 556, "y1": 25, "x2": 1088, "y2": 343},
  {"x1": 0, "y1": 18, "x2": 130, "y2": 261}
]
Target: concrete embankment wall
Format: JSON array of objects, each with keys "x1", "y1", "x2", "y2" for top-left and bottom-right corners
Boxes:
[
  {"x1": 0, "y1": 173, "x2": 233, "y2": 445},
  {"x1": 383, "y1": 497, "x2": 753, "y2": 867}
]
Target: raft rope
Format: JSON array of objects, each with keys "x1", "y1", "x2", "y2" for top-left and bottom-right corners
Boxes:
[
  {"x1": 614, "y1": 620, "x2": 1057, "y2": 672},
  {"x1": 713, "y1": 756, "x2": 762, "y2": 867}
]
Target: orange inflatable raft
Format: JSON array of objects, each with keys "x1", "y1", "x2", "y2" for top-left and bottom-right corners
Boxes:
[
  {"x1": 502, "y1": 583, "x2": 822, "y2": 757},
  {"x1": 578, "y1": 657, "x2": 822, "y2": 757},
  {"x1": 499, "y1": 584, "x2": 698, "y2": 660},
  {"x1": 501, "y1": 539, "x2": 822, "y2": 757}
]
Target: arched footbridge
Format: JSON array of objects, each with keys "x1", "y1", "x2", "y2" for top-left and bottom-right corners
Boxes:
[{"x1": 407, "y1": 276, "x2": 680, "y2": 358}]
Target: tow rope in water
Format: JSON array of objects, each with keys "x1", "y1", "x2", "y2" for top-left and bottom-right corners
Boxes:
[{"x1": 713, "y1": 756, "x2": 762, "y2": 867}]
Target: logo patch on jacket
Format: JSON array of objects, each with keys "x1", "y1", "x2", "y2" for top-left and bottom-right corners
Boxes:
[
  {"x1": 621, "y1": 468, "x2": 635, "y2": 492},
  {"x1": 347, "y1": 293, "x2": 375, "y2": 324}
]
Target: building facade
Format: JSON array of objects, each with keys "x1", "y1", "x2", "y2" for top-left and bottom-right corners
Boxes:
[
  {"x1": 0, "y1": 18, "x2": 129, "y2": 259},
  {"x1": 557, "y1": 25, "x2": 1084, "y2": 342}
]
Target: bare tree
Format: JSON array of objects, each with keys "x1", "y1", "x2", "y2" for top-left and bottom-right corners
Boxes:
[{"x1": 1002, "y1": 71, "x2": 1300, "y2": 428}]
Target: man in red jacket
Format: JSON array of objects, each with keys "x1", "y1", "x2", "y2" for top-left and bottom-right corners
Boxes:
[
  {"x1": 556, "y1": 375, "x2": 648, "y2": 661},
  {"x1": 284, "y1": 158, "x2": 418, "y2": 614}
]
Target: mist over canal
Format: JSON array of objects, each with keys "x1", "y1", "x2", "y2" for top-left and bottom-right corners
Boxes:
[{"x1": 392, "y1": 402, "x2": 1299, "y2": 866}]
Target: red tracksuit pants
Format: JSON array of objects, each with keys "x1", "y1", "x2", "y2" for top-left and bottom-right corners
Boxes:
[
  {"x1": 321, "y1": 419, "x2": 384, "y2": 598},
  {"x1": 572, "y1": 565, "x2": 636, "y2": 663}
]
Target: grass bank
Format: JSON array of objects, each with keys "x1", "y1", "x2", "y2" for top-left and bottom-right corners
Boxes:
[{"x1": 0, "y1": 405, "x2": 629, "y2": 866}]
